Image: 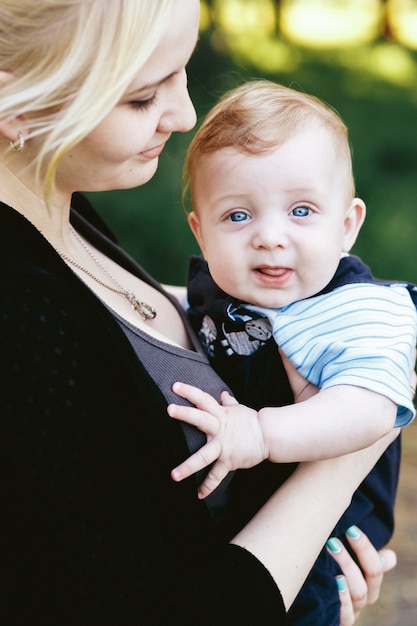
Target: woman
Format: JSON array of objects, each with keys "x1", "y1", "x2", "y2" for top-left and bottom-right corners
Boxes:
[{"x1": 0, "y1": 1, "x2": 397, "y2": 624}]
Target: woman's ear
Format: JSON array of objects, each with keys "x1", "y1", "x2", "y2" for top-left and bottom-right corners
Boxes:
[
  {"x1": 0, "y1": 70, "x2": 23, "y2": 143},
  {"x1": 188, "y1": 211, "x2": 205, "y2": 254},
  {"x1": 342, "y1": 198, "x2": 366, "y2": 252}
]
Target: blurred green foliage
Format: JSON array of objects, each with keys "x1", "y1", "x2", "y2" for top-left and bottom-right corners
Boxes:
[{"x1": 86, "y1": 27, "x2": 417, "y2": 286}]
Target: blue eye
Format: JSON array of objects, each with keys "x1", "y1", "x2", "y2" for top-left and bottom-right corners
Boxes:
[
  {"x1": 229, "y1": 211, "x2": 249, "y2": 222},
  {"x1": 291, "y1": 206, "x2": 310, "y2": 217}
]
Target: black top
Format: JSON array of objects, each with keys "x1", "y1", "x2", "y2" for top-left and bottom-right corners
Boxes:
[
  {"x1": 111, "y1": 309, "x2": 235, "y2": 524},
  {"x1": 0, "y1": 197, "x2": 285, "y2": 625}
]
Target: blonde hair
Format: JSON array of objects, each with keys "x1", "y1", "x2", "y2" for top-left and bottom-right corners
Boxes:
[
  {"x1": 184, "y1": 80, "x2": 355, "y2": 211},
  {"x1": 0, "y1": 0, "x2": 174, "y2": 199}
]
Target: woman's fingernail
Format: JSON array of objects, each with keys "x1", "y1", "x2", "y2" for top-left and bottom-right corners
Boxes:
[
  {"x1": 326, "y1": 538, "x2": 342, "y2": 554},
  {"x1": 346, "y1": 525, "x2": 361, "y2": 540},
  {"x1": 380, "y1": 555, "x2": 386, "y2": 566},
  {"x1": 336, "y1": 575, "x2": 347, "y2": 592}
]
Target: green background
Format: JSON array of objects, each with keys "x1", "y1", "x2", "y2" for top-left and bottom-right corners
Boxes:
[{"x1": 85, "y1": 20, "x2": 417, "y2": 288}]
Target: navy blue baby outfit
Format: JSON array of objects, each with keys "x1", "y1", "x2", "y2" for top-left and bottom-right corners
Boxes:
[{"x1": 187, "y1": 254, "x2": 417, "y2": 626}]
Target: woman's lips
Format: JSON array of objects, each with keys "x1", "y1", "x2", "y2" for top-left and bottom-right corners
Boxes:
[{"x1": 140, "y1": 142, "x2": 166, "y2": 160}]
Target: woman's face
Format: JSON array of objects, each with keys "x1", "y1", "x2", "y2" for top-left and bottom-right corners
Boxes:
[{"x1": 58, "y1": 0, "x2": 199, "y2": 194}]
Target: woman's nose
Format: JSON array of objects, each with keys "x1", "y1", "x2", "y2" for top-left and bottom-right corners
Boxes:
[{"x1": 158, "y1": 70, "x2": 197, "y2": 134}]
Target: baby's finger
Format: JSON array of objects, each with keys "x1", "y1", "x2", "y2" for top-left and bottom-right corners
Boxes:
[
  {"x1": 167, "y1": 403, "x2": 219, "y2": 435},
  {"x1": 171, "y1": 439, "x2": 221, "y2": 483},
  {"x1": 219, "y1": 390, "x2": 239, "y2": 406},
  {"x1": 172, "y1": 382, "x2": 222, "y2": 414},
  {"x1": 198, "y1": 460, "x2": 229, "y2": 499}
]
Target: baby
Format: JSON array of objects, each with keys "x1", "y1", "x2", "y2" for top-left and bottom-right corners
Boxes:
[{"x1": 169, "y1": 80, "x2": 417, "y2": 626}]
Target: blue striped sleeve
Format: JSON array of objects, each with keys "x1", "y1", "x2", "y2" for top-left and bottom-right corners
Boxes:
[{"x1": 247, "y1": 284, "x2": 417, "y2": 426}]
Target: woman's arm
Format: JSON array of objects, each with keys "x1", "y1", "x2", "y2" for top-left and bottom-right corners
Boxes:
[{"x1": 231, "y1": 429, "x2": 399, "y2": 610}]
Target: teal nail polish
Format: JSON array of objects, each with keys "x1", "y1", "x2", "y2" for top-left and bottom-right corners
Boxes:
[
  {"x1": 346, "y1": 525, "x2": 361, "y2": 540},
  {"x1": 380, "y1": 555, "x2": 386, "y2": 566},
  {"x1": 336, "y1": 576, "x2": 347, "y2": 592},
  {"x1": 326, "y1": 538, "x2": 342, "y2": 554}
]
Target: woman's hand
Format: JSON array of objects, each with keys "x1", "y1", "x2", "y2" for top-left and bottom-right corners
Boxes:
[{"x1": 326, "y1": 526, "x2": 397, "y2": 625}]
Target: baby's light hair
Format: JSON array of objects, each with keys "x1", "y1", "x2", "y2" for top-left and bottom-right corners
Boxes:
[
  {"x1": 0, "y1": 0, "x2": 174, "y2": 200},
  {"x1": 184, "y1": 80, "x2": 356, "y2": 212}
]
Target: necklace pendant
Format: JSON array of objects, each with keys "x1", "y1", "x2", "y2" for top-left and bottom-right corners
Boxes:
[
  {"x1": 135, "y1": 300, "x2": 157, "y2": 321},
  {"x1": 61, "y1": 227, "x2": 158, "y2": 322},
  {"x1": 127, "y1": 291, "x2": 157, "y2": 320}
]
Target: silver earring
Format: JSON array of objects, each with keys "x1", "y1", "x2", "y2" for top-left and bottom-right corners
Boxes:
[{"x1": 10, "y1": 131, "x2": 25, "y2": 152}]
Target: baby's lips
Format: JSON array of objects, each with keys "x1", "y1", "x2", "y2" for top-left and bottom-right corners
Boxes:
[{"x1": 256, "y1": 266, "x2": 290, "y2": 277}]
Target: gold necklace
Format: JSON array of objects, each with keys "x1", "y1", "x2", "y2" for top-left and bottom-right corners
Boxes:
[{"x1": 59, "y1": 226, "x2": 157, "y2": 321}]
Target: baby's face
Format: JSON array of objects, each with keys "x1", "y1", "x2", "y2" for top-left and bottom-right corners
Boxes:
[{"x1": 189, "y1": 124, "x2": 362, "y2": 308}]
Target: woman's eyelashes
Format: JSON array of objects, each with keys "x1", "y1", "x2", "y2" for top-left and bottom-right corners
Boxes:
[{"x1": 129, "y1": 93, "x2": 159, "y2": 111}]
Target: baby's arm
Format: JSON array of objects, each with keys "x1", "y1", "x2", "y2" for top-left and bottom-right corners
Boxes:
[
  {"x1": 267, "y1": 346, "x2": 400, "y2": 459},
  {"x1": 168, "y1": 381, "x2": 397, "y2": 498},
  {"x1": 259, "y1": 385, "x2": 396, "y2": 462}
]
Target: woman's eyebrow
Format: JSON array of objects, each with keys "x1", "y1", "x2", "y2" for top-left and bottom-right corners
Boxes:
[
  {"x1": 125, "y1": 72, "x2": 176, "y2": 97},
  {"x1": 125, "y1": 37, "x2": 199, "y2": 98}
]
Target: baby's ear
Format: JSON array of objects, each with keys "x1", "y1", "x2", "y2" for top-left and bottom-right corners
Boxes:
[
  {"x1": 188, "y1": 211, "x2": 205, "y2": 254},
  {"x1": 343, "y1": 198, "x2": 366, "y2": 252}
]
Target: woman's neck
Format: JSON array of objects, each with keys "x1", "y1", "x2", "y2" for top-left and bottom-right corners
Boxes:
[{"x1": 0, "y1": 159, "x2": 72, "y2": 245}]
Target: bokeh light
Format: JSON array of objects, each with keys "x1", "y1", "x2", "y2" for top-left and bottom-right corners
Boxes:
[{"x1": 280, "y1": 0, "x2": 382, "y2": 47}]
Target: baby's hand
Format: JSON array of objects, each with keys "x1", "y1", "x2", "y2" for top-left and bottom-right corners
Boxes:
[{"x1": 168, "y1": 382, "x2": 267, "y2": 498}]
